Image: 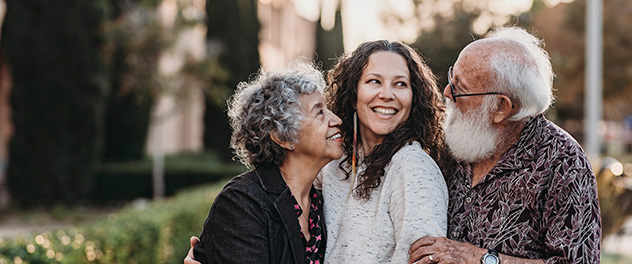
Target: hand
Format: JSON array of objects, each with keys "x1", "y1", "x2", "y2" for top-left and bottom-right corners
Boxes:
[
  {"x1": 408, "y1": 236, "x2": 486, "y2": 264},
  {"x1": 184, "y1": 236, "x2": 202, "y2": 264}
]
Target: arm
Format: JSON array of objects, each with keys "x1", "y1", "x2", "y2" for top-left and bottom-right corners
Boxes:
[
  {"x1": 389, "y1": 145, "x2": 448, "y2": 262},
  {"x1": 199, "y1": 184, "x2": 270, "y2": 263}
]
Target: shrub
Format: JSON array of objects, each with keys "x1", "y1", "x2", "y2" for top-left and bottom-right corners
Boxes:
[
  {"x1": 0, "y1": 181, "x2": 227, "y2": 263},
  {"x1": 92, "y1": 152, "x2": 245, "y2": 202}
]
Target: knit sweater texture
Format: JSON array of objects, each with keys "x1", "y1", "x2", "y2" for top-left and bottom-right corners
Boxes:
[{"x1": 320, "y1": 141, "x2": 448, "y2": 263}]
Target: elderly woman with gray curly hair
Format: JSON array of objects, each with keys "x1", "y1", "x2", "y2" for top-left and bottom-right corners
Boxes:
[{"x1": 191, "y1": 60, "x2": 343, "y2": 264}]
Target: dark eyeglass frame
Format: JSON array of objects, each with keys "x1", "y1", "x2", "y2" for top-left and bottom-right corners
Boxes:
[{"x1": 447, "y1": 66, "x2": 506, "y2": 103}]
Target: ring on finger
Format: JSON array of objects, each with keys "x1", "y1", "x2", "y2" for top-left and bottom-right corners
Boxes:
[{"x1": 429, "y1": 254, "x2": 435, "y2": 262}]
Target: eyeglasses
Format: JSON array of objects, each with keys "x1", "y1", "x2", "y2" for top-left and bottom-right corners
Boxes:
[{"x1": 447, "y1": 66, "x2": 506, "y2": 103}]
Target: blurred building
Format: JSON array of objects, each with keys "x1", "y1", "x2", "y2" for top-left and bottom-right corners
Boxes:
[
  {"x1": 147, "y1": 0, "x2": 318, "y2": 155},
  {"x1": 258, "y1": 0, "x2": 317, "y2": 70},
  {"x1": 146, "y1": 0, "x2": 208, "y2": 156}
]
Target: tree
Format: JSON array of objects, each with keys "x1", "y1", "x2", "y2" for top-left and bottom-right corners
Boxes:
[
  {"x1": 411, "y1": 5, "x2": 482, "y2": 88},
  {"x1": 550, "y1": 0, "x2": 632, "y2": 122},
  {"x1": 548, "y1": 0, "x2": 632, "y2": 236},
  {"x1": 2, "y1": 0, "x2": 110, "y2": 206},
  {"x1": 316, "y1": 4, "x2": 344, "y2": 72},
  {"x1": 101, "y1": 0, "x2": 165, "y2": 162},
  {"x1": 204, "y1": 0, "x2": 260, "y2": 160}
]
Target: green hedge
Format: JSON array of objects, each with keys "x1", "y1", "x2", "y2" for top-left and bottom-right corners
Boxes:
[
  {"x1": 93, "y1": 152, "x2": 245, "y2": 201},
  {"x1": 0, "y1": 180, "x2": 228, "y2": 263}
]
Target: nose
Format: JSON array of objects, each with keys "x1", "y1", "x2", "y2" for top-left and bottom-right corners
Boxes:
[
  {"x1": 443, "y1": 83, "x2": 452, "y2": 101},
  {"x1": 377, "y1": 85, "x2": 394, "y2": 101},
  {"x1": 329, "y1": 110, "x2": 342, "y2": 127}
]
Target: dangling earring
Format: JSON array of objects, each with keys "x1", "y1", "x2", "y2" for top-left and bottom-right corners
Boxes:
[
  {"x1": 352, "y1": 111, "x2": 357, "y2": 177},
  {"x1": 346, "y1": 111, "x2": 359, "y2": 200}
]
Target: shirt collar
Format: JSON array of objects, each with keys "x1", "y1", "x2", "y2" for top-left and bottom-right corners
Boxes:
[{"x1": 255, "y1": 163, "x2": 288, "y2": 194}]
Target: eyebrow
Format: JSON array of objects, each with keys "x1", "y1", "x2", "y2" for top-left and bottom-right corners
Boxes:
[
  {"x1": 451, "y1": 68, "x2": 472, "y2": 92},
  {"x1": 365, "y1": 73, "x2": 410, "y2": 80},
  {"x1": 451, "y1": 73, "x2": 467, "y2": 92},
  {"x1": 455, "y1": 79, "x2": 469, "y2": 92},
  {"x1": 310, "y1": 102, "x2": 324, "y2": 113}
]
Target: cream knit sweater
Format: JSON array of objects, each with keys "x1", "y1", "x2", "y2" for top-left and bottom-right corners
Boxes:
[{"x1": 320, "y1": 141, "x2": 448, "y2": 264}]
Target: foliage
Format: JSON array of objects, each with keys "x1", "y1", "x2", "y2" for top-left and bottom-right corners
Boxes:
[
  {"x1": 596, "y1": 158, "x2": 632, "y2": 236},
  {"x1": 101, "y1": 1, "x2": 171, "y2": 102},
  {"x1": 411, "y1": 4, "x2": 482, "y2": 88},
  {"x1": 92, "y1": 152, "x2": 245, "y2": 201},
  {"x1": 551, "y1": 0, "x2": 632, "y2": 122},
  {"x1": 3, "y1": 0, "x2": 231, "y2": 207},
  {"x1": 3, "y1": 0, "x2": 110, "y2": 207},
  {"x1": 100, "y1": 1, "x2": 166, "y2": 162},
  {"x1": 409, "y1": 1, "x2": 537, "y2": 89},
  {"x1": 0, "y1": 181, "x2": 227, "y2": 263},
  {"x1": 316, "y1": 6, "x2": 344, "y2": 72},
  {"x1": 101, "y1": 0, "x2": 228, "y2": 162},
  {"x1": 178, "y1": 54, "x2": 229, "y2": 107},
  {"x1": 203, "y1": 0, "x2": 260, "y2": 159}
]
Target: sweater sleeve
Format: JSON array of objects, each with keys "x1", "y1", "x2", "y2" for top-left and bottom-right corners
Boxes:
[{"x1": 387, "y1": 143, "x2": 449, "y2": 263}]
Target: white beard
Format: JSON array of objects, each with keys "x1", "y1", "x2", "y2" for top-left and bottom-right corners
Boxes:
[{"x1": 444, "y1": 99, "x2": 499, "y2": 163}]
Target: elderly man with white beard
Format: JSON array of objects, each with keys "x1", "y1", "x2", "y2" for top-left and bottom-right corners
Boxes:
[{"x1": 408, "y1": 27, "x2": 601, "y2": 264}]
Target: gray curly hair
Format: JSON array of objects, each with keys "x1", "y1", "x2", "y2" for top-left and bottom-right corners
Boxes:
[{"x1": 227, "y1": 59, "x2": 326, "y2": 167}]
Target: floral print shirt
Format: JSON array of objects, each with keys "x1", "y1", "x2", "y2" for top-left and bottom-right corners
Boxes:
[
  {"x1": 447, "y1": 114, "x2": 601, "y2": 263},
  {"x1": 291, "y1": 186, "x2": 325, "y2": 264}
]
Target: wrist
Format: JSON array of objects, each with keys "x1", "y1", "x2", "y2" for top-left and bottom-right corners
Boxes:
[{"x1": 480, "y1": 249, "x2": 501, "y2": 264}]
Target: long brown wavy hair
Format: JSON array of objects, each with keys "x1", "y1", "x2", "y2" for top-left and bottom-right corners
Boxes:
[{"x1": 326, "y1": 40, "x2": 448, "y2": 201}]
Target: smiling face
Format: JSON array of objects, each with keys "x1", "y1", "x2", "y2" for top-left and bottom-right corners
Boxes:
[
  {"x1": 293, "y1": 92, "x2": 344, "y2": 165},
  {"x1": 355, "y1": 51, "x2": 413, "y2": 149}
]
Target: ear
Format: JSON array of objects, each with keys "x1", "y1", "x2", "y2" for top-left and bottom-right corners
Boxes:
[
  {"x1": 492, "y1": 95, "x2": 514, "y2": 124},
  {"x1": 270, "y1": 130, "x2": 294, "y2": 151}
]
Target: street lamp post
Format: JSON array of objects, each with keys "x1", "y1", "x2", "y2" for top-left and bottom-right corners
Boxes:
[{"x1": 585, "y1": 0, "x2": 603, "y2": 162}]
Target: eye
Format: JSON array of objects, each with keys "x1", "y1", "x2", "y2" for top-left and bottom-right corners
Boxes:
[
  {"x1": 317, "y1": 109, "x2": 324, "y2": 116},
  {"x1": 395, "y1": 81, "x2": 408, "y2": 88},
  {"x1": 452, "y1": 83, "x2": 463, "y2": 93},
  {"x1": 367, "y1": 79, "x2": 380, "y2": 84}
]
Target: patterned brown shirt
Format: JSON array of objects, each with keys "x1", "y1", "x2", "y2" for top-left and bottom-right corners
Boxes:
[{"x1": 447, "y1": 114, "x2": 601, "y2": 263}]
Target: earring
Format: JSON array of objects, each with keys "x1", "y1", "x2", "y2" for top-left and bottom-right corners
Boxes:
[
  {"x1": 289, "y1": 145, "x2": 295, "y2": 151},
  {"x1": 352, "y1": 111, "x2": 357, "y2": 177}
]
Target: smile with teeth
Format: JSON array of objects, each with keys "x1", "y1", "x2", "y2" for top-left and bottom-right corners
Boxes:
[
  {"x1": 372, "y1": 107, "x2": 397, "y2": 115},
  {"x1": 327, "y1": 132, "x2": 342, "y2": 140}
]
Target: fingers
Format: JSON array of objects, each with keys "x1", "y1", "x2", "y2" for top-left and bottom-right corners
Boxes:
[
  {"x1": 409, "y1": 237, "x2": 440, "y2": 264},
  {"x1": 184, "y1": 236, "x2": 201, "y2": 264},
  {"x1": 189, "y1": 236, "x2": 199, "y2": 248},
  {"x1": 411, "y1": 253, "x2": 440, "y2": 264},
  {"x1": 409, "y1": 247, "x2": 434, "y2": 264},
  {"x1": 409, "y1": 236, "x2": 437, "y2": 253}
]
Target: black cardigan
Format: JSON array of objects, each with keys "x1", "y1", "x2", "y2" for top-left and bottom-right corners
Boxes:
[{"x1": 194, "y1": 163, "x2": 327, "y2": 264}]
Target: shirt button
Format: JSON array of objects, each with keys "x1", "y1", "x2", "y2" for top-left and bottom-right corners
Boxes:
[{"x1": 465, "y1": 197, "x2": 472, "y2": 203}]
